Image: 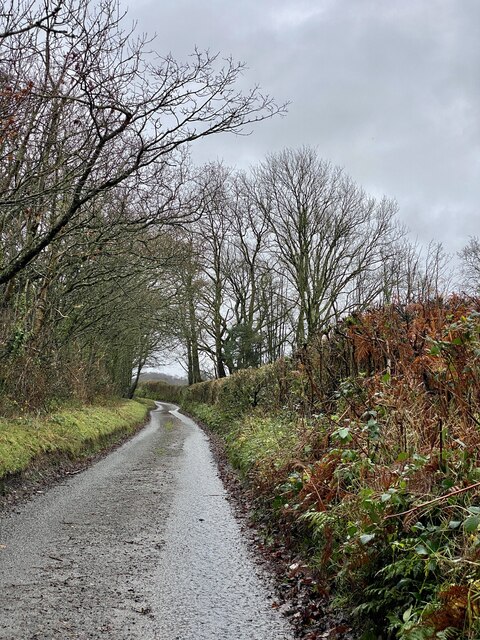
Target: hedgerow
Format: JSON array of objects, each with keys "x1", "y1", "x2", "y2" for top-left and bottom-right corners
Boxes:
[{"x1": 162, "y1": 297, "x2": 480, "y2": 639}]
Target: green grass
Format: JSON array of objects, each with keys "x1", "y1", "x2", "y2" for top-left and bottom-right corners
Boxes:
[
  {"x1": 183, "y1": 401, "x2": 234, "y2": 434},
  {"x1": 0, "y1": 398, "x2": 155, "y2": 479},
  {"x1": 183, "y1": 401, "x2": 300, "y2": 477},
  {"x1": 225, "y1": 413, "x2": 299, "y2": 476}
]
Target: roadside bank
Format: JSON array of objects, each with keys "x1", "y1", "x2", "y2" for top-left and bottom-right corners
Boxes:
[{"x1": 0, "y1": 398, "x2": 155, "y2": 509}]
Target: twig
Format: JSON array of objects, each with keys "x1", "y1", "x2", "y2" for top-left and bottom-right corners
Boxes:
[{"x1": 384, "y1": 480, "x2": 480, "y2": 520}]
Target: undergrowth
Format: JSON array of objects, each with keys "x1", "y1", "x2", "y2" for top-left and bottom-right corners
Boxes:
[{"x1": 179, "y1": 297, "x2": 480, "y2": 640}]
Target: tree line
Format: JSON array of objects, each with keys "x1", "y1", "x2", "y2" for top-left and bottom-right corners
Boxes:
[
  {"x1": 167, "y1": 149, "x2": 458, "y2": 383},
  {"x1": 0, "y1": 0, "x2": 281, "y2": 410},
  {"x1": 0, "y1": 0, "x2": 476, "y2": 411}
]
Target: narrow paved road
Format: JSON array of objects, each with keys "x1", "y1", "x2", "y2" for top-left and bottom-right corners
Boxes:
[{"x1": 0, "y1": 403, "x2": 293, "y2": 640}]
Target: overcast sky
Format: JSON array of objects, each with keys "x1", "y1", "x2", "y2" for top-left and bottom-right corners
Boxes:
[{"x1": 128, "y1": 0, "x2": 479, "y2": 256}]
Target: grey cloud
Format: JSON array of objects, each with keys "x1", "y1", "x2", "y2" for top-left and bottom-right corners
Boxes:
[{"x1": 128, "y1": 0, "x2": 480, "y2": 254}]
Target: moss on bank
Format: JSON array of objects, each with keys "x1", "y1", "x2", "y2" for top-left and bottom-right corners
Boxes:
[{"x1": 0, "y1": 398, "x2": 155, "y2": 480}]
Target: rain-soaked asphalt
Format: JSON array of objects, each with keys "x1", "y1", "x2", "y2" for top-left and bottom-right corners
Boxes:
[{"x1": 0, "y1": 403, "x2": 293, "y2": 640}]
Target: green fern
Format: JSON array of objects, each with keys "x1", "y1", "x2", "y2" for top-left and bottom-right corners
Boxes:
[{"x1": 299, "y1": 509, "x2": 334, "y2": 540}]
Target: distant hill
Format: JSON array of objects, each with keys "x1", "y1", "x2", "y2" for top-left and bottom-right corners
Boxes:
[{"x1": 138, "y1": 371, "x2": 187, "y2": 386}]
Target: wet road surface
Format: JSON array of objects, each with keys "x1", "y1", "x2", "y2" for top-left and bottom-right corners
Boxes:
[{"x1": 0, "y1": 403, "x2": 293, "y2": 640}]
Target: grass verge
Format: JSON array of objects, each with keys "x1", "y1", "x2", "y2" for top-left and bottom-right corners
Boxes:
[
  {"x1": 183, "y1": 393, "x2": 480, "y2": 640},
  {"x1": 0, "y1": 397, "x2": 155, "y2": 483},
  {"x1": 156, "y1": 300, "x2": 480, "y2": 638}
]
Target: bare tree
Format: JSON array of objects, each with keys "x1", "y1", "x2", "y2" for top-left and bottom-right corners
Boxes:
[
  {"x1": 192, "y1": 163, "x2": 232, "y2": 378},
  {"x1": 171, "y1": 232, "x2": 204, "y2": 385},
  {"x1": 459, "y1": 237, "x2": 480, "y2": 294},
  {"x1": 0, "y1": 0, "x2": 66, "y2": 39},
  {"x1": 221, "y1": 175, "x2": 271, "y2": 370},
  {"x1": 0, "y1": 0, "x2": 284, "y2": 288},
  {"x1": 250, "y1": 147, "x2": 399, "y2": 344},
  {"x1": 380, "y1": 239, "x2": 452, "y2": 304}
]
